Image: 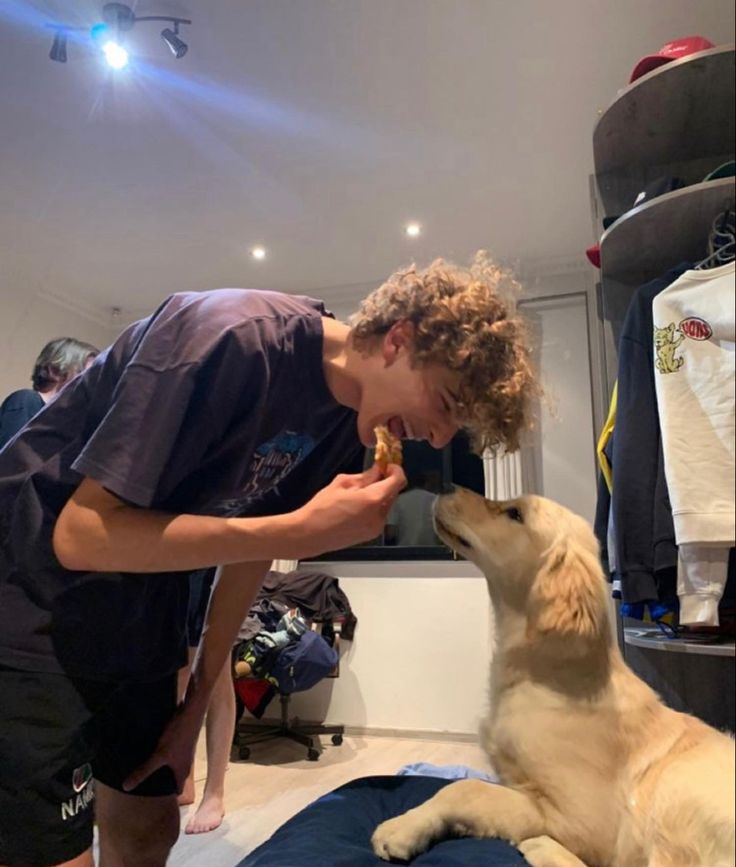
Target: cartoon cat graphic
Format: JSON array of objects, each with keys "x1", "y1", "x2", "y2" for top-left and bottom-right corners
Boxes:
[{"x1": 654, "y1": 323, "x2": 685, "y2": 374}]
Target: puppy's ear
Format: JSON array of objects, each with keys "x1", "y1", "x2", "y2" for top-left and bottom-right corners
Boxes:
[{"x1": 527, "y1": 539, "x2": 605, "y2": 647}]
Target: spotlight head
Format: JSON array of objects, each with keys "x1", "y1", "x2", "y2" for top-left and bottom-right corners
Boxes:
[
  {"x1": 49, "y1": 30, "x2": 67, "y2": 63},
  {"x1": 161, "y1": 27, "x2": 188, "y2": 58},
  {"x1": 103, "y1": 40, "x2": 129, "y2": 69}
]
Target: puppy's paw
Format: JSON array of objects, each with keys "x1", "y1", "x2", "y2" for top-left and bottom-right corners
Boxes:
[
  {"x1": 518, "y1": 835, "x2": 584, "y2": 867},
  {"x1": 371, "y1": 810, "x2": 435, "y2": 862}
]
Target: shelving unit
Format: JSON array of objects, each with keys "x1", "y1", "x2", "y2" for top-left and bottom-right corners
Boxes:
[
  {"x1": 600, "y1": 178, "x2": 735, "y2": 284},
  {"x1": 624, "y1": 628, "x2": 735, "y2": 658},
  {"x1": 590, "y1": 44, "x2": 735, "y2": 730},
  {"x1": 593, "y1": 45, "x2": 734, "y2": 215}
]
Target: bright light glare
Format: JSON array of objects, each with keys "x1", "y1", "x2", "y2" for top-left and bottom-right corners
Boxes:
[
  {"x1": 405, "y1": 222, "x2": 421, "y2": 237},
  {"x1": 103, "y1": 41, "x2": 129, "y2": 69},
  {"x1": 251, "y1": 246, "x2": 267, "y2": 260}
]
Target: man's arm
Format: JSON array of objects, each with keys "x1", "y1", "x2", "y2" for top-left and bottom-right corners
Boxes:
[
  {"x1": 53, "y1": 464, "x2": 406, "y2": 572},
  {"x1": 186, "y1": 560, "x2": 270, "y2": 715},
  {"x1": 123, "y1": 559, "x2": 271, "y2": 792}
]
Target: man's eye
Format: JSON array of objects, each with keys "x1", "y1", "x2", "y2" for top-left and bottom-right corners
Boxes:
[{"x1": 504, "y1": 507, "x2": 524, "y2": 524}]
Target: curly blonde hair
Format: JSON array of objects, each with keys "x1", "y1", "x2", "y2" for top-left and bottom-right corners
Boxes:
[{"x1": 350, "y1": 252, "x2": 539, "y2": 453}]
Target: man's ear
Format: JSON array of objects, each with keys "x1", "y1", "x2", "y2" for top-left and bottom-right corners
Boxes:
[
  {"x1": 382, "y1": 321, "x2": 414, "y2": 365},
  {"x1": 526, "y1": 539, "x2": 605, "y2": 647}
]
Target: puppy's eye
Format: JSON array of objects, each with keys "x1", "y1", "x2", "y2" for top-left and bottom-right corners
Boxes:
[{"x1": 504, "y1": 507, "x2": 524, "y2": 524}]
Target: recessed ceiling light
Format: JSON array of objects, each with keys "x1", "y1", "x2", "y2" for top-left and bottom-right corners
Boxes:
[
  {"x1": 405, "y1": 222, "x2": 422, "y2": 238},
  {"x1": 251, "y1": 246, "x2": 267, "y2": 260}
]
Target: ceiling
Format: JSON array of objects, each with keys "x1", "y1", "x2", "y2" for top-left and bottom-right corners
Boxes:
[{"x1": 1, "y1": 0, "x2": 733, "y2": 315}]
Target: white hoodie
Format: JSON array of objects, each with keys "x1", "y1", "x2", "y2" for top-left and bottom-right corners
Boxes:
[{"x1": 652, "y1": 261, "x2": 735, "y2": 626}]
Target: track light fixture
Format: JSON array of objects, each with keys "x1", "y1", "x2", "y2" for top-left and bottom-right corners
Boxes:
[
  {"x1": 49, "y1": 29, "x2": 68, "y2": 63},
  {"x1": 161, "y1": 24, "x2": 188, "y2": 59},
  {"x1": 47, "y1": 3, "x2": 192, "y2": 66}
]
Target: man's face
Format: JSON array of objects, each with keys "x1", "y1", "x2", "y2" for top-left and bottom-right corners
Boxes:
[{"x1": 356, "y1": 322, "x2": 461, "y2": 450}]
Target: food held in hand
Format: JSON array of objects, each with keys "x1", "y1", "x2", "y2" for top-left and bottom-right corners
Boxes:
[{"x1": 374, "y1": 424, "x2": 402, "y2": 474}]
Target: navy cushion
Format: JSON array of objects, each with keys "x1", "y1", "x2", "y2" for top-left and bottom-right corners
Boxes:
[{"x1": 237, "y1": 775, "x2": 526, "y2": 866}]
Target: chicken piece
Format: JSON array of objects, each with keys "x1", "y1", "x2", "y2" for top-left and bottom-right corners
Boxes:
[{"x1": 374, "y1": 424, "x2": 403, "y2": 475}]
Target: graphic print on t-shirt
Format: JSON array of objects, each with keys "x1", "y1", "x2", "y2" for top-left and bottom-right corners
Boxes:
[
  {"x1": 654, "y1": 322, "x2": 685, "y2": 374},
  {"x1": 214, "y1": 430, "x2": 316, "y2": 515},
  {"x1": 654, "y1": 318, "x2": 714, "y2": 375},
  {"x1": 678, "y1": 316, "x2": 713, "y2": 341}
]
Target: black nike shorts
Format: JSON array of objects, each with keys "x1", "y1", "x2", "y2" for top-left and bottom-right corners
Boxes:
[{"x1": 0, "y1": 665, "x2": 178, "y2": 866}]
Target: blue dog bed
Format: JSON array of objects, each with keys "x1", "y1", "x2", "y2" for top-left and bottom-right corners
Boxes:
[{"x1": 238, "y1": 775, "x2": 527, "y2": 866}]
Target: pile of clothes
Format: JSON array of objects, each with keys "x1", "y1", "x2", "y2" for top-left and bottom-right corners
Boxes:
[{"x1": 233, "y1": 569, "x2": 356, "y2": 717}]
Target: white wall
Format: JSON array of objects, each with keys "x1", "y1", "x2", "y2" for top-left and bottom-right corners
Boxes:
[
  {"x1": 0, "y1": 289, "x2": 115, "y2": 400},
  {"x1": 285, "y1": 561, "x2": 494, "y2": 737},
  {"x1": 521, "y1": 291, "x2": 598, "y2": 523}
]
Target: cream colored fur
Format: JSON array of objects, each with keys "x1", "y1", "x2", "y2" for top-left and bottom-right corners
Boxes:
[{"x1": 372, "y1": 489, "x2": 735, "y2": 867}]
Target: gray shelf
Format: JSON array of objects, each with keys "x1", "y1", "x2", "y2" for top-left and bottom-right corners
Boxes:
[
  {"x1": 593, "y1": 45, "x2": 735, "y2": 215},
  {"x1": 599, "y1": 177, "x2": 735, "y2": 286},
  {"x1": 624, "y1": 627, "x2": 736, "y2": 658},
  {"x1": 592, "y1": 41, "x2": 736, "y2": 727}
]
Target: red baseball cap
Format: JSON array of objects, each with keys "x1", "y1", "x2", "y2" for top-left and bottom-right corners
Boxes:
[{"x1": 629, "y1": 36, "x2": 715, "y2": 83}]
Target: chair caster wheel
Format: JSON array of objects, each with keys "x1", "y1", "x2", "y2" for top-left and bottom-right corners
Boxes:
[
  {"x1": 307, "y1": 748, "x2": 320, "y2": 761},
  {"x1": 331, "y1": 734, "x2": 343, "y2": 746},
  {"x1": 239, "y1": 746, "x2": 251, "y2": 760}
]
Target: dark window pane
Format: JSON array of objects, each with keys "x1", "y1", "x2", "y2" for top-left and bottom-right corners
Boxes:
[
  {"x1": 451, "y1": 431, "x2": 484, "y2": 495},
  {"x1": 303, "y1": 432, "x2": 483, "y2": 561}
]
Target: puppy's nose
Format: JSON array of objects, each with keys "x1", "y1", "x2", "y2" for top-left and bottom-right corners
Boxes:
[{"x1": 440, "y1": 482, "x2": 456, "y2": 495}]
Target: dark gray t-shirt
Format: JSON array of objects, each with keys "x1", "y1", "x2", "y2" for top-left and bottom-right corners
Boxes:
[{"x1": 0, "y1": 289, "x2": 361, "y2": 681}]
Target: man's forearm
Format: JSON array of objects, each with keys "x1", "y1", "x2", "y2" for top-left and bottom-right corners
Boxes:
[
  {"x1": 53, "y1": 464, "x2": 406, "y2": 573},
  {"x1": 185, "y1": 560, "x2": 271, "y2": 714},
  {"x1": 53, "y1": 478, "x2": 297, "y2": 572}
]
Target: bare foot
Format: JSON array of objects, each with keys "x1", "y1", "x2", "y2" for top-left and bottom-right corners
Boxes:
[
  {"x1": 178, "y1": 776, "x2": 195, "y2": 807},
  {"x1": 184, "y1": 795, "x2": 225, "y2": 834}
]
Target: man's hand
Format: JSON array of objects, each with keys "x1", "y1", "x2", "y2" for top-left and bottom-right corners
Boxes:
[
  {"x1": 285, "y1": 463, "x2": 406, "y2": 559},
  {"x1": 123, "y1": 699, "x2": 204, "y2": 794}
]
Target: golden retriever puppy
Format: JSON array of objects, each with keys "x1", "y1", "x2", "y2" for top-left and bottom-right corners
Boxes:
[{"x1": 372, "y1": 488, "x2": 735, "y2": 867}]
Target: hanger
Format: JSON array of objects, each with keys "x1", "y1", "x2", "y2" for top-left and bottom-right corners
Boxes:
[{"x1": 694, "y1": 205, "x2": 736, "y2": 270}]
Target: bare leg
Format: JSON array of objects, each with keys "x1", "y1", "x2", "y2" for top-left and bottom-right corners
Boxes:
[
  {"x1": 372, "y1": 779, "x2": 545, "y2": 862},
  {"x1": 519, "y1": 836, "x2": 590, "y2": 867},
  {"x1": 184, "y1": 657, "x2": 235, "y2": 834},
  {"x1": 176, "y1": 649, "x2": 197, "y2": 807},
  {"x1": 96, "y1": 781, "x2": 179, "y2": 867}
]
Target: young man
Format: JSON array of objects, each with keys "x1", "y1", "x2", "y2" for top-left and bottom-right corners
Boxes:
[
  {"x1": 0, "y1": 337, "x2": 99, "y2": 449},
  {"x1": 0, "y1": 254, "x2": 536, "y2": 867}
]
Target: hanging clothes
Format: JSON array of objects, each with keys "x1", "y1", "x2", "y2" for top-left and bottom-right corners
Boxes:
[
  {"x1": 611, "y1": 263, "x2": 690, "y2": 606},
  {"x1": 596, "y1": 381, "x2": 617, "y2": 493},
  {"x1": 239, "y1": 569, "x2": 357, "y2": 642},
  {"x1": 652, "y1": 261, "x2": 736, "y2": 626}
]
